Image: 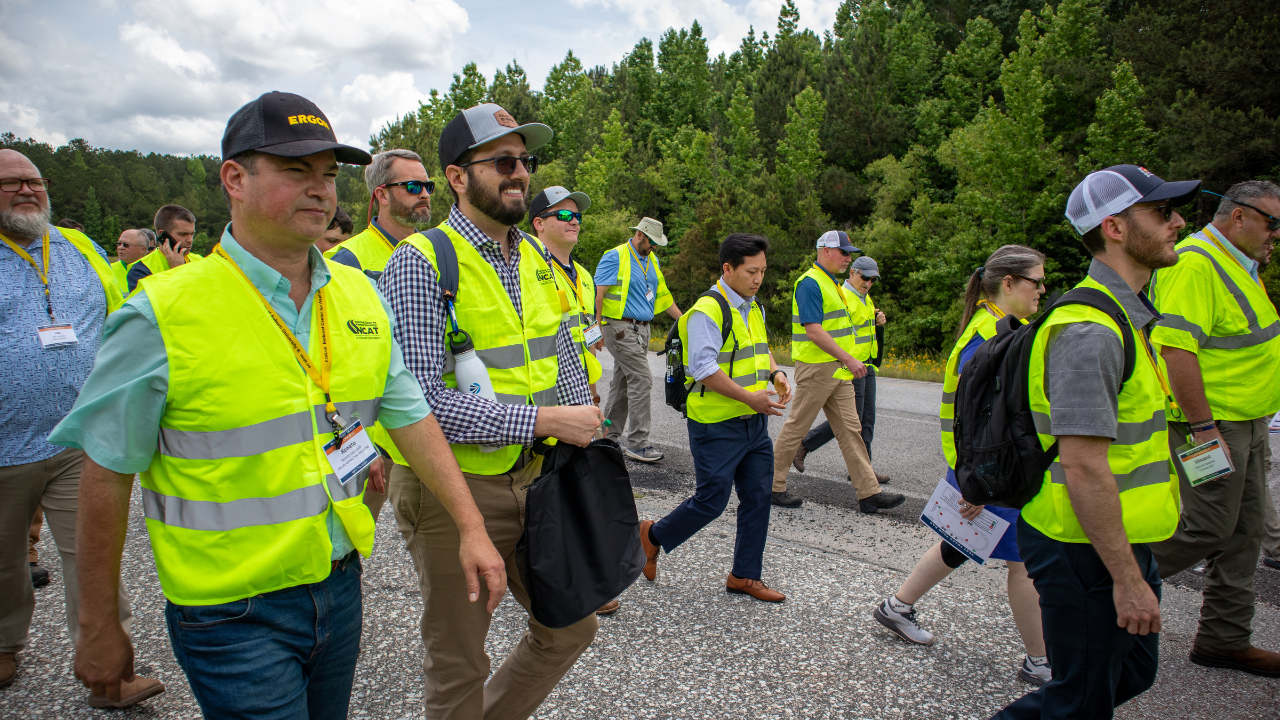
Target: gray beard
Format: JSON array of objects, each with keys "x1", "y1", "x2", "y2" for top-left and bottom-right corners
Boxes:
[{"x1": 0, "y1": 205, "x2": 52, "y2": 240}]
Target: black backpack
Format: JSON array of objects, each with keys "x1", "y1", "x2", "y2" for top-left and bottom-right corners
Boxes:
[
  {"x1": 661, "y1": 290, "x2": 733, "y2": 416},
  {"x1": 952, "y1": 288, "x2": 1136, "y2": 509}
]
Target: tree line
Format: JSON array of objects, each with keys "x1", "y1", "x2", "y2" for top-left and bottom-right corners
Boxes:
[{"x1": 6, "y1": 1, "x2": 1277, "y2": 352}]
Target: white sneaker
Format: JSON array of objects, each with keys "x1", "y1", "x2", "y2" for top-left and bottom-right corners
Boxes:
[
  {"x1": 624, "y1": 445, "x2": 664, "y2": 463},
  {"x1": 1017, "y1": 655, "x2": 1051, "y2": 686},
  {"x1": 872, "y1": 598, "x2": 935, "y2": 645}
]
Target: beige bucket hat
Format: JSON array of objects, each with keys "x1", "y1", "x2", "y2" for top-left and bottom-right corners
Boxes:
[{"x1": 629, "y1": 217, "x2": 668, "y2": 246}]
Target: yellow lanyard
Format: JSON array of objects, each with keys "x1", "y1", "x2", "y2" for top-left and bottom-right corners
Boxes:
[
  {"x1": 1204, "y1": 228, "x2": 1266, "y2": 292},
  {"x1": 628, "y1": 243, "x2": 652, "y2": 288},
  {"x1": 214, "y1": 246, "x2": 343, "y2": 426},
  {"x1": 551, "y1": 258, "x2": 583, "y2": 307},
  {"x1": 812, "y1": 263, "x2": 846, "y2": 303},
  {"x1": 977, "y1": 299, "x2": 1007, "y2": 319},
  {"x1": 1, "y1": 231, "x2": 55, "y2": 320},
  {"x1": 1135, "y1": 321, "x2": 1180, "y2": 417},
  {"x1": 368, "y1": 221, "x2": 397, "y2": 252}
]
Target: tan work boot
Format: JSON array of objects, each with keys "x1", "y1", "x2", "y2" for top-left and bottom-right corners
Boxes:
[
  {"x1": 87, "y1": 675, "x2": 165, "y2": 708},
  {"x1": 0, "y1": 652, "x2": 15, "y2": 689}
]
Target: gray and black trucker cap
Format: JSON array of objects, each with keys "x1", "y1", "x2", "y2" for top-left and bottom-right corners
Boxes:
[{"x1": 438, "y1": 103, "x2": 553, "y2": 171}]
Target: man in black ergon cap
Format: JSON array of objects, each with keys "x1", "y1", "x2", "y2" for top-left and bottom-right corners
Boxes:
[
  {"x1": 61, "y1": 91, "x2": 503, "y2": 719},
  {"x1": 379, "y1": 103, "x2": 603, "y2": 720}
]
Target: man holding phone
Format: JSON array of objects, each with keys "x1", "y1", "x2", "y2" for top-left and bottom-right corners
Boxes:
[{"x1": 125, "y1": 204, "x2": 200, "y2": 293}]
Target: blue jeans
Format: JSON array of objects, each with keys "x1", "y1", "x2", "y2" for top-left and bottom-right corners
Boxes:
[
  {"x1": 992, "y1": 519, "x2": 1160, "y2": 720},
  {"x1": 165, "y1": 553, "x2": 363, "y2": 720},
  {"x1": 801, "y1": 368, "x2": 876, "y2": 460},
  {"x1": 652, "y1": 414, "x2": 774, "y2": 580}
]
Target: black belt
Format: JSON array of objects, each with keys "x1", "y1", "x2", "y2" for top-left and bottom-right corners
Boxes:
[{"x1": 616, "y1": 317, "x2": 649, "y2": 326}]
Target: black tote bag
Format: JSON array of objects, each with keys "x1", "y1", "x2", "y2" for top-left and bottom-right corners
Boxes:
[{"x1": 515, "y1": 438, "x2": 645, "y2": 629}]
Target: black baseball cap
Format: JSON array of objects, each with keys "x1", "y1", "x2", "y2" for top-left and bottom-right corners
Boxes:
[
  {"x1": 222, "y1": 91, "x2": 372, "y2": 165},
  {"x1": 438, "y1": 103, "x2": 553, "y2": 172}
]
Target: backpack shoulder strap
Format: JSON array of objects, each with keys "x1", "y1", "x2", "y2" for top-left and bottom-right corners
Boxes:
[
  {"x1": 698, "y1": 289, "x2": 734, "y2": 348},
  {"x1": 1053, "y1": 287, "x2": 1137, "y2": 389},
  {"x1": 423, "y1": 227, "x2": 458, "y2": 301}
]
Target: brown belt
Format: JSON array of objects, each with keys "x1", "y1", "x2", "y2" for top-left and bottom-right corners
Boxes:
[{"x1": 615, "y1": 317, "x2": 649, "y2": 326}]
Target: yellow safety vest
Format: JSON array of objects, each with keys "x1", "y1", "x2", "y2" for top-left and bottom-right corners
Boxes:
[
  {"x1": 845, "y1": 283, "x2": 878, "y2": 365},
  {"x1": 398, "y1": 222, "x2": 563, "y2": 475},
  {"x1": 109, "y1": 260, "x2": 129, "y2": 293},
  {"x1": 599, "y1": 242, "x2": 674, "y2": 319},
  {"x1": 790, "y1": 265, "x2": 855, "y2": 364},
  {"x1": 139, "y1": 251, "x2": 386, "y2": 605},
  {"x1": 529, "y1": 235, "x2": 602, "y2": 384},
  {"x1": 1021, "y1": 276, "x2": 1179, "y2": 544},
  {"x1": 678, "y1": 285, "x2": 771, "y2": 424},
  {"x1": 323, "y1": 222, "x2": 396, "y2": 272},
  {"x1": 138, "y1": 247, "x2": 204, "y2": 278},
  {"x1": 51, "y1": 228, "x2": 125, "y2": 314},
  {"x1": 1150, "y1": 230, "x2": 1280, "y2": 421},
  {"x1": 939, "y1": 305, "x2": 1002, "y2": 469}
]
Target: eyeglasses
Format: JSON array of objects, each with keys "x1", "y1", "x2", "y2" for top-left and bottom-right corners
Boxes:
[
  {"x1": 1233, "y1": 199, "x2": 1280, "y2": 232},
  {"x1": 857, "y1": 274, "x2": 877, "y2": 284},
  {"x1": 538, "y1": 210, "x2": 582, "y2": 223},
  {"x1": 1013, "y1": 274, "x2": 1047, "y2": 290},
  {"x1": 1122, "y1": 203, "x2": 1177, "y2": 224},
  {"x1": 0, "y1": 178, "x2": 50, "y2": 193},
  {"x1": 382, "y1": 180, "x2": 434, "y2": 196},
  {"x1": 457, "y1": 155, "x2": 538, "y2": 176}
]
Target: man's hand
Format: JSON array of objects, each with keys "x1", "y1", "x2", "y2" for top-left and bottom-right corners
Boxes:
[
  {"x1": 366, "y1": 455, "x2": 386, "y2": 494},
  {"x1": 875, "y1": 310, "x2": 887, "y2": 326},
  {"x1": 159, "y1": 242, "x2": 188, "y2": 268},
  {"x1": 593, "y1": 339, "x2": 606, "y2": 352},
  {"x1": 459, "y1": 527, "x2": 507, "y2": 614},
  {"x1": 75, "y1": 622, "x2": 134, "y2": 702},
  {"x1": 744, "y1": 388, "x2": 787, "y2": 416},
  {"x1": 533, "y1": 405, "x2": 604, "y2": 446},
  {"x1": 1114, "y1": 575, "x2": 1162, "y2": 635},
  {"x1": 772, "y1": 375, "x2": 792, "y2": 406},
  {"x1": 1191, "y1": 424, "x2": 1226, "y2": 450},
  {"x1": 842, "y1": 354, "x2": 867, "y2": 379}
]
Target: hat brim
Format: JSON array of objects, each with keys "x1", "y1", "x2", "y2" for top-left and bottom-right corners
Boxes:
[
  {"x1": 855, "y1": 267, "x2": 879, "y2": 277},
  {"x1": 630, "y1": 226, "x2": 668, "y2": 246},
  {"x1": 470, "y1": 122, "x2": 554, "y2": 155},
  {"x1": 564, "y1": 191, "x2": 591, "y2": 214},
  {"x1": 258, "y1": 139, "x2": 372, "y2": 165},
  {"x1": 1139, "y1": 179, "x2": 1202, "y2": 207}
]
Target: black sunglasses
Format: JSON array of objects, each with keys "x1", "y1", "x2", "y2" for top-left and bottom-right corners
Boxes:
[
  {"x1": 857, "y1": 273, "x2": 877, "y2": 284},
  {"x1": 458, "y1": 155, "x2": 538, "y2": 176},
  {"x1": 1204, "y1": 189, "x2": 1280, "y2": 231},
  {"x1": 383, "y1": 180, "x2": 434, "y2": 195},
  {"x1": 1013, "y1": 274, "x2": 1047, "y2": 290},
  {"x1": 538, "y1": 209, "x2": 582, "y2": 223},
  {"x1": 1122, "y1": 203, "x2": 1177, "y2": 224}
]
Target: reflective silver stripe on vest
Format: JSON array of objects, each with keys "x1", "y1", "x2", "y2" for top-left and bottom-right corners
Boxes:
[
  {"x1": 941, "y1": 391, "x2": 956, "y2": 404},
  {"x1": 605, "y1": 292, "x2": 622, "y2": 301},
  {"x1": 142, "y1": 485, "x2": 329, "y2": 531},
  {"x1": 754, "y1": 342, "x2": 768, "y2": 355},
  {"x1": 756, "y1": 369, "x2": 770, "y2": 382},
  {"x1": 531, "y1": 387, "x2": 559, "y2": 406},
  {"x1": 855, "y1": 335, "x2": 874, "y2": 344},
  {"x1": 1048, "y1": 458, "x2": 1170, "y2": 492},
  {"x1": 732, "y1": 374, "x2": 756, "y2": 387},
  {"x1": 495, "y1": 392, "x2": 526, "y2": 405},
  {"x1": 792, "y1": 327, "x2": 854, "y2": 342},
  {"x1": 565, "y1": 315, "x2": 581, "y2": 328},
  {"x1": 792, "y1": 309, "x2": 848, "y2": 323},
  {"x1": 477, "y1": 344, "x2": 526, "y2": 370},
  {"x1": 158, "y1": 398, "x2": 383, "y2": 461},
  {"x1": 718, "y1": 347, "x2": 757, "y2": 363},
  {"x1": 325, "y1": 471, "x2": 366, "y2": 502},
  {"x1": 1032, "y1": 410, "x2": 1165, "y2": 445},
  {"x1": 527, "y1": 335, "x2": 558, "y2": 362},
  {"x1": 1166, "y1": 245, "x2": 1280, "y2": 349},
  {"x1": 940, "y1": 417, "x2": 954, "y2": 432}
]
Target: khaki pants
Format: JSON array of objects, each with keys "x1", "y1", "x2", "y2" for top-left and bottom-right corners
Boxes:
[
  {"x1": 1152, "y1": 418, "x2": 1268, "y2": 651},
  {"x1": 389, "y1": 458, "x2": 598, "y2": 720},
  {"x1": 0, "y1": 448, "x2": 133, "y2": 653},
  {"x1": 771, "y1": 360, "x2": 879, "y2": 499},
  {"x1": 602, "y1": 320, "x2": 652, "y2": 449}
]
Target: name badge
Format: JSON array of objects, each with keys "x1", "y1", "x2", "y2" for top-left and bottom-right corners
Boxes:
[
  {"x1": 1175, "y1": 437, "x2": 1234, "y2": 487},
  {"x1": 37, "y1": 324, "x2": 78, "y2": 349},
  {"x1": 323, "y1": 419, "x2": 379, "y2": 486},
  {"x1": 644, "y1": 287, "x2": 656, "y2": 302},
  {"x1": 583, "y1": 321, "x2": 603, "y2": 346}
]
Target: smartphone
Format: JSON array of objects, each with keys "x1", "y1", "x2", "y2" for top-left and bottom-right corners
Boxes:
[{"x1": 158, "y1": 230, "x2": 177, "y2": 250}]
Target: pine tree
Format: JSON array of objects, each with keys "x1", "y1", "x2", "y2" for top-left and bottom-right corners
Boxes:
[
  {"x1": 727, "y1": 82, "x2": 763, "y2": 176},
  {"x1": 1080, "y1": 61, "x2": 1153, "y2": 172},
  {"x1": 777, "y1": 87, "x2": 827, "y2": 189},
  {"x1": 82, "y1": 186, "x2": 102, "y2": 241},
  {"x1": 777, "y1": 1, "x2": 800, "y2": 39},
  {"x1": 575, "y1": 109, "x2": 633, "y2": 212}
]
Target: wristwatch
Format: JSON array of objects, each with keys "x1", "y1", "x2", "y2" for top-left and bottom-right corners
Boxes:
[{"x1": 769, "y1": 370, "x2": 787, "y2": 384}]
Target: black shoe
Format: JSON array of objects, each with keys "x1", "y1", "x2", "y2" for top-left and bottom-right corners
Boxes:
[
  {"x1": 772, "y1": 491, "x2": 803, "y2": 508},
  {"x1": 1263, "y1": 557, "x2": 1280, "y2": 571},
  {"x1": 859, "y1": 492, "x2": 906, "y2": 513},
  {"x1": 30, "y1": 563, "x2": 49, "y2": 588}
]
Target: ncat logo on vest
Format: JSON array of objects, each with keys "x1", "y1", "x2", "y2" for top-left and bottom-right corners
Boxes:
[
  {"x1": 346, "y1": 319, "x2": 379, "y2": 337},
  {"x1": 536, "y1": 268, "x2": 554, "y2": 282}
]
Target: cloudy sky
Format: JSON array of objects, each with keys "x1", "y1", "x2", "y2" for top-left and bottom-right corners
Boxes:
[{"x1": 2, "y1": 0, "x2": 841, "y2": 158}]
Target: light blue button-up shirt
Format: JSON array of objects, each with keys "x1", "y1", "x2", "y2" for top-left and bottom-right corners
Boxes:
[
  {"x1": 688, "y1": 278, "x2": 758, "y2": 382},
  {"x1": 1, "y1": 225, "x2": 110, "y2": 466},
  {"x1": 51, "y1": 225, "x2": 431, "y2": 559}
]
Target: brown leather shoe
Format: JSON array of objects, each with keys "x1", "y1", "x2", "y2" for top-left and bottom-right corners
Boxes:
[
  {"x1": 1189, "y1": 643, "x2": 1280, "y2": 678},
  {"x1": 792, "y1": 445, "x2": 807, "y2": 473},
  {"x1": 875, "y1": 473, "x2": 891, "y2": 484},
  {"x1": 87, "y1": 675, "x2": 165, "y2": 708},
  {"x1": 639, "y1": 519, "x2": 660, "y2": 581},
  {"x1": 596, "y1": 599, "x2": 621, "y2": 615},
  {"x1": 726, "y1": 573, "x2": 785, "y2": 603},
  {"x1": 0, "y1": 651, "x2": 15, "y2": 689}
]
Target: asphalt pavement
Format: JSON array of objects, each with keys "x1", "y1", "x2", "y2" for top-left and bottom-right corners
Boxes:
[{"x1": 2, "y1": 352, "x2": 1277, "y2": 719}]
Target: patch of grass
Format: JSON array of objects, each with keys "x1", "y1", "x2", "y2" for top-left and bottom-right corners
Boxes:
[{"x1": 876, "y1": 352, "x2": 947, "y2": 383}]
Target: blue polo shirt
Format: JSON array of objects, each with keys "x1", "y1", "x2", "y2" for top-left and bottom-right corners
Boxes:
[
  {"x1": 795, "y1": 264, "x2": 840, "y2": 325},
  {"x1": 594, "y1": 244, "x2": 661, "y2": 321}
]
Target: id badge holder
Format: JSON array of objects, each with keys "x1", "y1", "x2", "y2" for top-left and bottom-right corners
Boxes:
[
  {"x1": 323, "y1": 419, "x2": 379, "y2": 486},
  {"x1": 583, "y1": 320, "x2": 603, "y2": 346},
  {"x1": 645, "y1": 287, "x2": 656, "y2": 302},
  {"x1": 1174, "y1": 436, "x2": 1235, "y2": 487},
  {"x1": 37, "y1": 323, "x2": 78, "y2": 349}
]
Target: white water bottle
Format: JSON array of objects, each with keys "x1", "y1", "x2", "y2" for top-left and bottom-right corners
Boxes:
[{"x1": 449, "y1": 329, "x2": 500, "y2": 452}]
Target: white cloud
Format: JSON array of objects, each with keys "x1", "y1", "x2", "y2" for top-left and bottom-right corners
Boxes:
[
  {"x1": 119, "y1": 23, "x2": 217, "y2": 75},
  {"x1": 336, "y1": 72, "x2": 432, "y2": 144},
  {"x1": 0, "y1": 102, "x2": 69, "y2": 147}
]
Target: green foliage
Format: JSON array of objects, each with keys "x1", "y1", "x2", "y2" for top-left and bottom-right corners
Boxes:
[
  {"x1": 1080, "y1": 60, "x2": 1153, "y2": 172},
  {"x1": 777, "y1": 87, "x2": 827, "y2": 189}
]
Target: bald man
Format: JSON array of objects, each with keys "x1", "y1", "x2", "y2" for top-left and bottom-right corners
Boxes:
[{"x1": 109, "y1": 229, "x2": 151, "y2": 293}]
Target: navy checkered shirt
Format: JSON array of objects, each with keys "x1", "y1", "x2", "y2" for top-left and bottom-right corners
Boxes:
[{"x1": 379, "y1": 205, "x2": 592, "y2": 448}]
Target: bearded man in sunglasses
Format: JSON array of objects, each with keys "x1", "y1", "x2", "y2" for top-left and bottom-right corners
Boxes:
[
  {"x1": 1147, "y1": 179, "x2": 1280, "y2": 678},
  {"x1": 378, "y1": 104, "x2": 604, "y2": 720}
]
